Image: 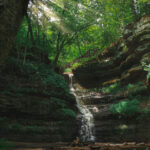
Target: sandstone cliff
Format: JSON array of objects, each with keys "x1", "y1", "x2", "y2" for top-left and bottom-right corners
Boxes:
[
  {"x1": 73, "y1": 14, "x2": 150, "y2": 142},
  {"x1": 0, "y1": 48, "x2": 78, "y2": 142},
  {"x1": 74, "y1": 14, "x2": 150, "y2": 89}
]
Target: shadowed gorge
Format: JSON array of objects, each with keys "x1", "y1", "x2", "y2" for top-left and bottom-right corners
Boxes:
[{"x1": 0, "y1": 0, "x2": 150, "y2": 150}]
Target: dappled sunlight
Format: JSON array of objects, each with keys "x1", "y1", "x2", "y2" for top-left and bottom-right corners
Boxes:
[
  {"x1": 49, "y1": 0, "x2": 65, "y2": 9},
  {"x1": 55, "y1": 22, "x2": 72, "y2": 34},
  {"x1": 37, "y1": 1, "x2": 60, "y2": 21},
  {"x1": 29, "y1": 1, "x2": 60, "y2": 21},
  {"x1": 29, "y1": 0, "x2": 72, "y2": 33},
  {"x1": 28, "y1": 0, "x2": 98, "y2": 34},
  {"x1": 78, "y1": 2, "x2": 96, "y2": 14},
  {"x1": 119, "y1": 124, "x2": 128, "y2": 130}
]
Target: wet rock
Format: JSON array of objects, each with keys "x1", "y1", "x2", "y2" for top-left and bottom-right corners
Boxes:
[{"x1": 137, "y1": 142, "x2": 145, "y2": 146}]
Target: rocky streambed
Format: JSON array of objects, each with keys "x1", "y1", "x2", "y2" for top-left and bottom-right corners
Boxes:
[
  {"x1": 11, "y1": 142, "x2": 150, "y2": 150},
  {"x1": 69, "y1": 77, "x2": 150, "y2": 143}
]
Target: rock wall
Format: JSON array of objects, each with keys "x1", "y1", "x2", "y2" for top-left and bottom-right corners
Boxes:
[
  {"x1": 73, "y1": 14, "x2": 150, "y2": 88},
  {"x1": 72, "y1": 80, "x2": 150, "y2": 142},
  {"x1": 73, "y1": 14, "x2": 150, "y2": 142},
  {"x1": 0, "y1": 53, "x2": 78, "y2": 142}
]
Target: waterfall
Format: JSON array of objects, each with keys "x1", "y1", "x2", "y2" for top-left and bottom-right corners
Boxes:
[{"x1": 68, "y1": 74, "x2": 95, "y2": 142}]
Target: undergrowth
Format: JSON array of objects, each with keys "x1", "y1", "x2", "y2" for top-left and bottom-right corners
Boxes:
[
  {"x1": 89, "y1": 81, "x2": 149, "y2": 118},
  {"x1": 90, "y1": 81, "x2": 147, "y2": 97},
  {"x1": 0, "y1": 139, "x2": 14, "y2": 150},
  {"x1": 4, "y1": 54, "x2": 76, "y2": 121},
  {"x1": 110, "y1": 99, "x2": 148, "y2": 118}
]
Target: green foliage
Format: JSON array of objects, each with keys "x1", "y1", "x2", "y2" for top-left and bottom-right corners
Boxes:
[
  {"x1": 69, "y1": 57, "x2": 95, "y2": 69},
  {"x1": 142, "y1": 62, "x2": 150, "y2": 79},
  {"x1": 50, "y1": 97, "x2": 76, "y2": 119},
  {"x1": 64, "y1": 68, "x2": 72, "y2": 72},
  {"x1": 61, "y1": 108, "x2": 76, "y2": 118},
  {"x1": 55, "y1": 108, "x2": 76, "y2": 119},
  {"x1": 110, "y1": 99, "x2": 143, "y2": 117},
  {"x1": 25, "y1": 126, "x2": 46, "y2": 134},
  {"x1": 0, "y1": 139, "x2": 14, "y2": 150},
  {"x1": 101, "y1": 82, "x2": 121, "y2": 94},
  {"x1": 6, "y1": 54, "x2": 75, "y2": 121},
  {"x1": 7, "y1": 57, "x2": 38, "y2": 75},
  {"x1": 50, "y1": 97, "x2": 67, "y2": 109},
  {"x1": 72, "y1": 62, "x2": 82, "y2": 69},
  {"x1": 137, "y1": 0, "x2": 150, "y2": 16},
  {"x1": 42, "y1": 69, "x2": 69, "y2": 92},
  {"x1": 91, "y1": 82, "x2": 148, "y2": 119},
  {"x1": 10, "y1": 122, "x2": 22, "y2": 132},
  {"x1": 5, "y1": 50, "x2": 76, "y2": 120},
  {"x1": 14, "y1": 0, "x2": 150, "y2": 69},
  {"x1": 97, "y1": 81, "x2": 147, "y2": 98},
  {"x1": 7, "y1": 54, "x2": 70, "y2": 93},
  {"x1": 127, "y1": 82, "x2": 147, "y2": 97}
]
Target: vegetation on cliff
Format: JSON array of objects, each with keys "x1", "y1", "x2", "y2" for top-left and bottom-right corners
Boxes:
[
  {"x1": 0, "y1": 0, "x2": 150, "y2": 144},
  {"x1": 74, "y1": 13, "x2": 150, "y2": 123}
]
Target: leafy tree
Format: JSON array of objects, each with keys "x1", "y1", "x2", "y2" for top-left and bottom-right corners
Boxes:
[{"x1": 14, "y1": 0, "x2": 150, "y2": 69}]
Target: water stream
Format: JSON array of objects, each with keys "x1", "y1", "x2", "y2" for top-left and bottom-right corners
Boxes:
[{"x1": 68, "y1": 74, "x2": 95, "y2": 142}]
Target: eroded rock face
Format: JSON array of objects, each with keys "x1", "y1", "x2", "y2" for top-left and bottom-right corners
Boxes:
[
  {"x1": 71, "y1": 80, "x2": 150, "y2": 142},
  {"x1": 0, "y1": 62, "x2": 78, "y2": 142},
  {"x1": 73, "y1": 14, "x2": 150, "y2": 88},
  {"x1": 73, "y1": 14, "x2": 150, "y2": 142},
  {"x1": 76, "y1": 86, "x2": 150, "y2": 142}
]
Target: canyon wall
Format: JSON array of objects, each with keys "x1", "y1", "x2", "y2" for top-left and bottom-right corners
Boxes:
[
  {"x1": 74, "y1": 14, "x2": 150, "y2": 89},
  {"x1": 73, "y1": 14, "x2": 150, "y2": 142}
]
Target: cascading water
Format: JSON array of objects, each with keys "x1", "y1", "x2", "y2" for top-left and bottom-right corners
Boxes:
[{"x1": 68, "y1": 73, "x2": 95, "y2": 142}]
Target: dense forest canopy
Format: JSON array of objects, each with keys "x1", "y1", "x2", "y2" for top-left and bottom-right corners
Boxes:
[{"x1": 14, "y1": 0, "x2": 150, "y2": 70}]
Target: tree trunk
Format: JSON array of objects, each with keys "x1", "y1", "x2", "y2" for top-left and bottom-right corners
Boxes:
[
  {"x1": 0, "y1": 0, "x2": 29, "y2": 71},
  {"x1": 53, "y1": 32, "x2": 61, "y2": 69},
  {"x1": 53, "y1": 32, "x2": 66, "y2": 69},
  {"x1": 53, "y1": 48, "x2": 61, "y2": 69},
  {"x1": 26, "y1": 12, "x2": 35, "y2": 46},
  {"x1": 23, "y1": 28, "x2": 29, "y2": 65},
  {"x1": 77, "y1": 36, "x2": 82, "y2": 56},
  {"x1": 130, "y1": 0, "x2": 137, "y2": 18}
]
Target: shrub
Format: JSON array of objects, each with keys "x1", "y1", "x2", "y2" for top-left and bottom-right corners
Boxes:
[
  {"x1": 25, "y1": 126, "x2": 45, "y2": 134},
  {"x1": 9, "y1": 122, "x2": 22, "y2": 132},
  {"x1": 61, "y1": 108, "x2": 76, "y2": 118},
  {"x1": 0, "y1": 139, "x2": 14, "y2": 150},
  {"x1": 50, "y1": 97, "x2": 76, "y2": 120},
  {"x1": 50, "y1": 97, "x2": 67, "y2": 110},
  {"x1": 142, "y1": 62, "x2": 150, "y2": 79},
  {"x1": 55, "y1": 108, "x2": 76, "y2": 119},
  {"x1": 110, "y1": 99, "x2": 142, "y2": 117},
  {"x1": 42, "y1": 69, "x2": 69, "y2": 93},
  {"x1": 98, "y1": 82, "x2": 147, "y2": 97},
  {"x1": 64, "y1": 68, "x2": 72, "y2": 72},
  {"x1": 101, "y1": 82, "x2": 122, "y2": 94},
  {"x1": 72, "y1": 62, "x2": 81, "y2": 69}
]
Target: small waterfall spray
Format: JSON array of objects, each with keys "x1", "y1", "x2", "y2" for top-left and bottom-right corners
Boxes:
[{"x1": 68, "y1": 74, "x2": 95, "y2": 142}]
